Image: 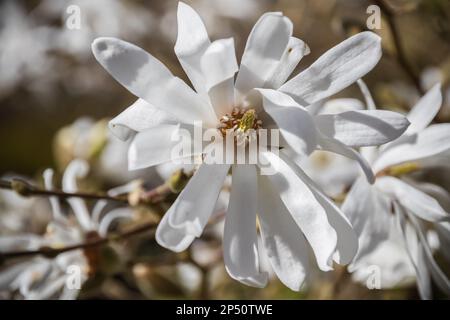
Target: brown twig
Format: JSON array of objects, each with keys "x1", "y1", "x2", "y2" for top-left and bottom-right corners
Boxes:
[
  {"x1": 0, "y1": 179, "x2": 128, "y2": 203},
  {"x1": 375, "y1": 0, "x2": 424, "y2": 94},
  {"x1": 0, "y1": 169, "x2": 192, "y2": 205}
]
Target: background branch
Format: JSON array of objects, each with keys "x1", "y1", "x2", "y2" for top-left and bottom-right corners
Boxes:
[{"x1": 375, "y1": 0, "x2": 424, "y2": 94}]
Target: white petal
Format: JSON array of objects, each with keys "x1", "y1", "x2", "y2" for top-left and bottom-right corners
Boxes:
[
  {"x1": 201, "y1": 38, "x2": 238, "y2": 117},
  {"x1": 315, "y1": 110, "x2": 409, "y2": 147},
  {"x1": 317, "y1": 133, "x2": 375, "y2": 183},
  {"x1": 342, "y1": 177, "x2": 391, "y2": 266},
  {"x1": 374, "y1": 124, "x2": 450, "y2": 172},
  {"x1": 167, "y1": 161, "x2": 230, "y2": 237},
  {"x1": 280, "y1": 32, "x2": 382, "y2": 106},
  {"x1": 98, "y1": 208, "x2": 134, "y2": 237},
  {"x1": 258, "y1": 174, "x2": 310, "y2": 291},
  {"x1": 91, "y1": 37, "x2": 217, "y2": 126},
  {"x1": 201, "y1": 38, "x2": 238, "y2": 92},
  {"x1": 396, "y1": 206, "x2": 432, "y2": 299},
  {"x1": 356, "y1": 79, "x2": 376, "y2": 110},
  {"x1": 408, "y1": 214, "x2": 450, "y2": 297},
  {"x1": 174, "y1": 2, "x2": 211, "y2": 94},
  {"x1": 406, "y1": 83, "x2": 442, "y2": 135},
  {"x1": 62, "y1": 160, "x2": 92, "y2": 230},
  {"x1": 257, "y1": 89, "x2": 317, "y2": 155},
  {"x1": 128, "y1": 124, "x2": 197, "y2": 170},
  {"x1": 235, "y1": 12, "x2": 293, "y2": 100},
  {"x1": 223, "y1": 165, "x2": 268, "y2": 287},
  {"x1": 264, "y1": 37, "x2": 310, "y2": 89},
  {"x1": 43, "y1": 168, "x2": 65, "y2": 222},
  {"x1": 376, "y1": 177, "x2": 448, "y2": 222},
  {"x1": 109, "y1": 99, "x2": 177, "y2": 141},
  {"x1": 259, "y1": 151, "x2": 337, "y2": 271},
  {"x1": 155, "y1": 211, "x2": 196, "y2": 253},
  {"x1": 286, "y1": 158, "x2": 359, "y2": 265}
]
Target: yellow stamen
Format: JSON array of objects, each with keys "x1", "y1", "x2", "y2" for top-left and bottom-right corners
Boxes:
[{"x1": 238, "y1": 109, "x2": 257, "y2": 132}]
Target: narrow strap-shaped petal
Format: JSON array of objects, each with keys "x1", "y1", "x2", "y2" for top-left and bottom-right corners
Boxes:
[
  {"x1": 235, "y1": 12, "x2": 293, "y2": 100},
  {"x1": 395, "y1": 204, "x2": 432, "y2": 299},
  {"x1": 259, "y1": 151, "x2": 337, "y2": 271},
  {"x1": 374, "y1": 124, "x2": 450, "y2": 172},
  {"x1": 155, "y1": 210, "x2": 196, "y2": 253},
  {"x1": 314, "y1": 110, "x2": 409, "y2": 147},
  {"x1": 257, "y1": 88, "x2": 317, "y2": 155},
  {"x1": 258, "y1": 174, "x2": 310, "y2": 291},
  {"x1": 357, "y1": 79, "x2": 376, "y2": 110},
  {"x1": 109, "y1": 99, "x2": 177, "y2": 141},
  {"x1": 223, "y1": 165, "x2": 268, "y2": 288},
  {"x1": 62, "y1": 160, "x2": 92, "y2": 230},
  {"x1": 43, "y1": 168, "x2": 65, "y2": 222},
  {"x1": 128, "y1": 124, "x2": 199, "y2": 170},
  {"x1": 98, "y1": 208, "x2": 134, "y2": 237},
  {"x1": 264, "y1": 37, "x2": 310, "y2": 89},
  {"x1": 167, "y1": 160, "x2": 230, "y2": 237},
  {"x1": 408, "y1": 213, "x2": 450, "y2": 297},
  {"x1": 280, "y1": 32, "x2": 382, "y2": 106},
  {"x1": 342, "y1": 177, "x2": 391, "y2": 268},
  {"x1": 201, "y1": 38, "x2": 238, "y2": 117},
  {"x1": 282, "y1": 153, "x2": 359, "y2": 265},
  {"x1": 174, "y1": 2, "x2": 211, "y2": 95},
  {"x1": 376, "y1": 177, "x2": 448, "y2": 222},
  {"x1": 91, "y1": 37, "x2": 217, "y2": 127},
  {"x1": 406, "y1": 83, "x2": 442, "y2": 135}
]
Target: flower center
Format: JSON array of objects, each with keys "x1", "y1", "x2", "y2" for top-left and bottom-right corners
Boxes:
[{"x1": 218, "y1": 107, "x2": 262, "y2": 145}]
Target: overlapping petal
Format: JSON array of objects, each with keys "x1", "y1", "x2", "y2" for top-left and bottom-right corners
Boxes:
[
  {"x1": 315, "y1": 110, "x2": 409, "y2": 147},
  {"x1": 257, "y1": 89, "x2": 317, "y2": 156},
  {"x1": 376, "y1": 176, "x2": 448, "y2": 222},
  {"x1": 258, "y1": 174, "x2": 310, "y2": 291},
  {"x1": 91, "y1": 37, "x2": 217, "y2": 126},
  {"x1": 235, "y1": 12, "x2": 293, "y2": 100},
  {"x1": 373, "y1": 124, "x2": 450, "y2": 173},
  {"x1": 223, "y1": 165, "x2": 268, "y2": 287},
  {"x1": 280, "y1": 32, "x2": 382, "y2": 106},
  {"x1": 406, "y1": 83, "x2": 442, "y2": 135},
  {"x1": 174, "y1": 2, "x2": 211, "y2": 94},
  {"x1": 259, "y1": 151, "x2": 337, "y2": 271},
  {"x1": 109, "y1": 99, "x2": 177, "y2": 141}
]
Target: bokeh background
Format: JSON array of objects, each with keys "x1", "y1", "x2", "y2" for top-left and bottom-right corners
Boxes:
[{"x1": 0, "y1": 0, "x2": 449, "y2": 299}]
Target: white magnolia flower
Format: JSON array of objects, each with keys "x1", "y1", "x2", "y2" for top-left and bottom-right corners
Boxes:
[
  {"x1": 0, "y1": 160, "x2": 133, "y2": 299},
  {"x1": 91, "y1": 2, "x2": 409, "y2": 290},
  {"x1": 342, "y1": 82, "x2": 450, "y2": 299}
]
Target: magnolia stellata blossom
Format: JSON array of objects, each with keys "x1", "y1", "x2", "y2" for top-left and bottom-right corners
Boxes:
[
  {"x1": 0, "y1": 160, "x2": 134, "y2": 299},
  {"x1": 342, "y1": 81, "x2": 450, "y2": 299},
  {"x1": 91, "y1": 2, "x2": 410, "y2": 290}
]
